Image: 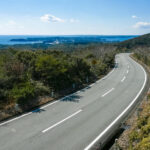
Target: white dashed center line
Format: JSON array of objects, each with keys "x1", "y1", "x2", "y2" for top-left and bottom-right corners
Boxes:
[
  {"x1": 42, "y1": 109, "x2": 82, "y2": 133},
  {"x1": 121, "y1": 76, "x2": 126, "y2": 82},
  {"x1": 102, "y1": 88, "x2": 114, "y2": 97}
]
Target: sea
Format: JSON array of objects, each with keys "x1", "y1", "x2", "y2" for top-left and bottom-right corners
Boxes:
[{"x1": 0, "y1": 35, "x2": 138, "y2": 45}]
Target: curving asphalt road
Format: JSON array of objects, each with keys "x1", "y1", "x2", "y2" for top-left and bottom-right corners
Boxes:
[{"x1": 0, "y1": 53, "x2": 147, "y2": 150}]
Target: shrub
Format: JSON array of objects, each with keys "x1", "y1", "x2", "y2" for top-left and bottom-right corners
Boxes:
[
  {"x1": 11, "y1": 81, "x2": 36, "y2": 108},
  {"x1": 135, "y1": 137, "x2": 150, "y2": 150}
]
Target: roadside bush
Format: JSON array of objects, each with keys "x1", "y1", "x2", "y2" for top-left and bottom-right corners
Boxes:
[
  {"x1": 85, "y1": 53, "x2": 95, "y2": 59},
  {"x1": 34, "y1": 81, "x2": 50, "y2": 95},
  {"x1": 11, "y1": 81, "x2": 36, "y2": 108},
  {"x1": 135, "y1": 137, "x2": 150, "y2": 150},
  {"x1": 129, "y1": 130, "x2": 141, "y2": 143}
]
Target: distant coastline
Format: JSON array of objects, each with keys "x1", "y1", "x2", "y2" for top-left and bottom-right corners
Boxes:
[{"x1": 0, "y1": 35, "x2": 138, "y2": 45}]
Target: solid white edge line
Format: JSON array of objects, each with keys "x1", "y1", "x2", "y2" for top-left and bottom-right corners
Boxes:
[
  {"x1": 41, "y1": 101, "x2": 59, "y2": 109},
  {"x1": 76, "y1": 91, "x2": 81, "y2": 94},
  {"x1": 0, "y1": 101, "x2": 59, "y2": 127},
  {"x1": 84, "y1": 57, "x2": 147, "y2": 150},
  {"x1": 90, "y1": 83, "x2": 95, "y2": 87},
  {"x1": 97, "y1": 69, "x2": 115, "y2": 84},
  {"x1": 42, "y1": 109, "x2": 82, "y2": 133},
  {"x1": 121, "y1": 76, "x2": 126, "y2": 82},
  {"x1": 101, "y1": 88, "x2": 114, "y2": 97},
  {"x1": 0, "y1": 112, "x2": 32, "y2": 127},
  {"x1": 0, "y1": 59, "x2": 116, "y2": 126},
  {"x1": 102, "y1": 68, "x2": 115, "y2": 80}
]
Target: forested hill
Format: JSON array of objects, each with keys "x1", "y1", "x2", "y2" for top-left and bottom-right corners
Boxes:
[{"x1": 118, "y1": 33, "x2": 150, "y2": 48}]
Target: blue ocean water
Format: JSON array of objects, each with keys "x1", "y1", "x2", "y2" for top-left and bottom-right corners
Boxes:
[
  {"x1": 0, "y1": 35, "x2": 44, "y2": 45},
  {"x1": 0, "y1": 35, "x2": 138, "y2": 45}
]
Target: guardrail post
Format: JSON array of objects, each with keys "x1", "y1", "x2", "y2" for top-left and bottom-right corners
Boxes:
[
  {"x1": 72, "y1": 83, "x2": 75, "y2": 89},
  {"x1": 51, "y1": 90, "x2": 54, "y2": 98}
]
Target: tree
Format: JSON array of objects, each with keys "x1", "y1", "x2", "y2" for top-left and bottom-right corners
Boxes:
[{"x1": 35, "y1": 55, "x2": 68, "y2": 90}]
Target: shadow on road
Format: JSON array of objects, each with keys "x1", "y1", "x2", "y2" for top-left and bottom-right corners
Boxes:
[
  {"x1": 60, "y1": 94, "x2": 82, "y2": 103},
  {"x1": 32, "y1": 108, "x2": 46, "y2": 113}
]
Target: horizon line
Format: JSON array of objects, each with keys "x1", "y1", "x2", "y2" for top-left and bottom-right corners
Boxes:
[{"x1": 0, "y1": 34, "x2": 140, "y2": 36}]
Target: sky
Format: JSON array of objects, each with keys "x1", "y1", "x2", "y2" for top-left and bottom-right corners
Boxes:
[{"x1": 0, "y1": 0, "x2": 150, "y2": 35}]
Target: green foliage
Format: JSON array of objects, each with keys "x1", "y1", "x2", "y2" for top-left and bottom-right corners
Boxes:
[
  {"x1": 134, "y1": 52, "x2": 150, "y2": 66},
  {"x1": 15, "y1": 50, "x2": 37, "y2": 70},
  {"x1": 102, "y1": 52, "x2": 115, "y2": 68},
  {"x1": 34, "y1": 81, "x2": 50, "y2": 96},
  {"x1": 35, "y1": 55, "x2": 92, "y2": 90},
  {"x1": 0, "y1": 44, "x2": 116, "y2": 112},
  {"x1": 118, "y1": 33, "x2": 150, "y2": 48},
  {"x1": 129, "y1": 130, "x2": 141, "y2": 142},
  {"x1": 135, "y1": 137, "x2": 150, "y2": 150},
  {"x1": 35, "y1": 55, "x2": 68, "y2": 90},
  {"x1": 0, "y1": 89, "x2": 10, "y2": 105},
  {"x1": 85, "y1": 53, "x2": 95, "y2": 59},
  {"x1": 141, "y1": 124, "x2": 150, "y2": 137},
  {"x1": 137, "y1": 116, "x2": 149, "y2": 128},
  {"x1": 129, "y1": 102, "x2": 150, "y2": 150},
  {"x1": 11, "y1": 81, "x2": 36, "y2": 107}
]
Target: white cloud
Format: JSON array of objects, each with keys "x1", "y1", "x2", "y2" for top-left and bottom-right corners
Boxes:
[
  {"x1": 40, "y1": 14, "x2": 65, "y2": 23},
  {"x1": 133, "y1": 22, "x2": 150, "y2": 29},
  {"x1": 70, "y1": 19, "x2": 79, "y2": 23},
  {"x1": 132, "y1": 15, "x2": 138, "y2": 19}
]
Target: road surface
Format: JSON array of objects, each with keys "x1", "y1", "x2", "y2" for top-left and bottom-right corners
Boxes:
[{"x1": 0, "y1": 53, "x2": 147, "y2": 150}]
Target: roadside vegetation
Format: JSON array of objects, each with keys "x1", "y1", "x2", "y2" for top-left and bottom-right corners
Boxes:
[
  {"x1": 117, "y1": 33, "x2": 150, "y2": 49},
  {"x1": 117, "y1": 34, "x2": 150, "y2": 150},
  {"x1": 0, "y1": 44, "x2": 116, "y2": 121},
  {"x1": 128, "y1": 99, "x2": 150, "y2": 150},
  {"x1": 128, "y1": 51, "x2": 150, "y2": 150}
]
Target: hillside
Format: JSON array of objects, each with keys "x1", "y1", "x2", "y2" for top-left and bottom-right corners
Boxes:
[{"x1": 118, "y1": 33, "x2": 150, "y2": 48}]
